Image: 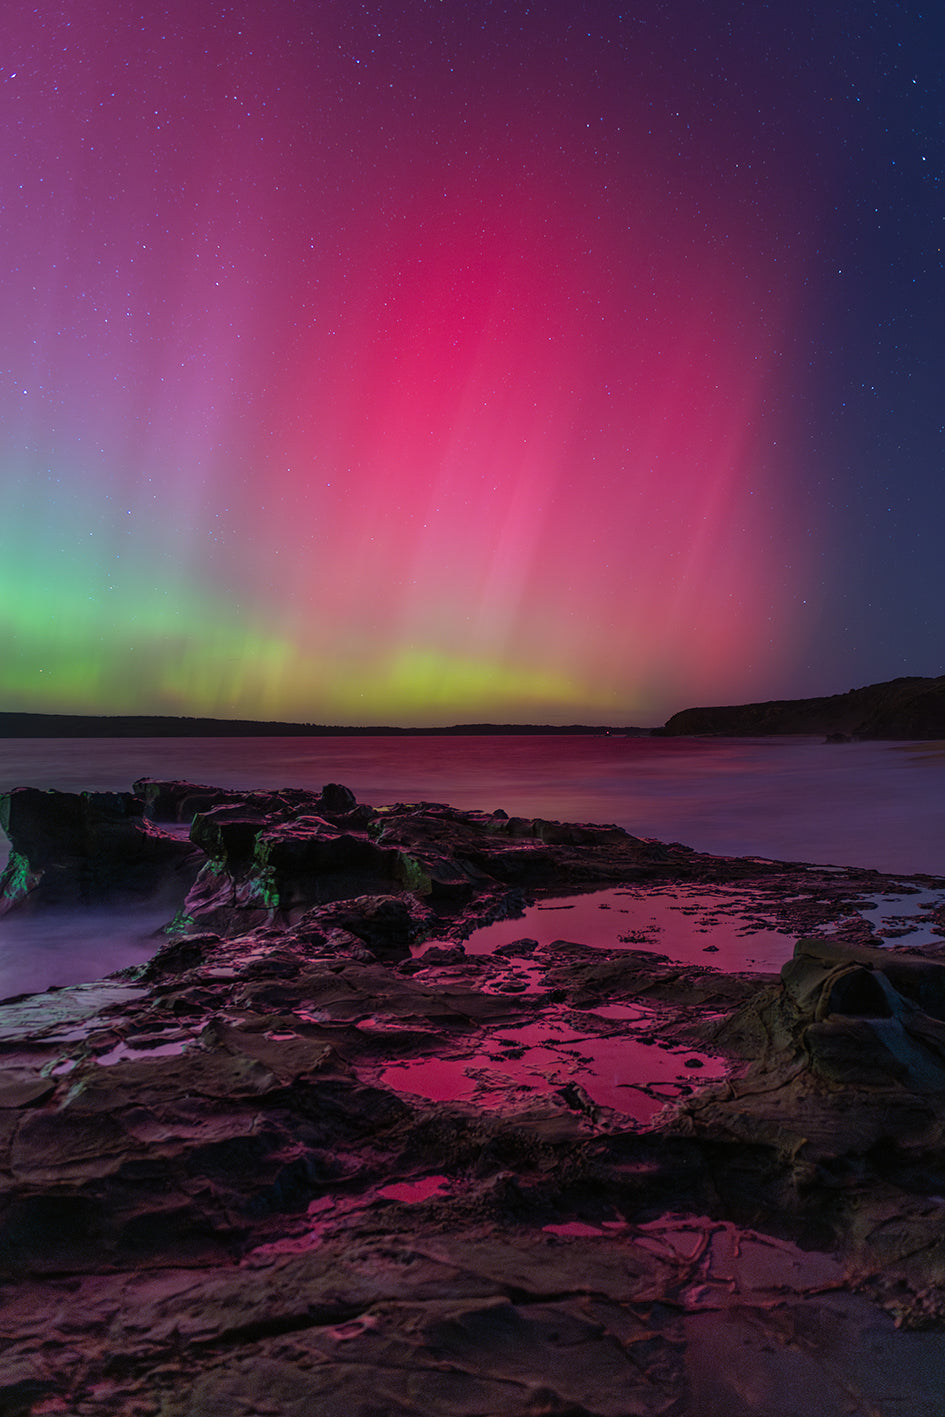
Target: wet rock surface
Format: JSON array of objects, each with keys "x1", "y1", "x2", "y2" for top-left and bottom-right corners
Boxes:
[{"x1": 2, "y1": 781, "x2": 945, "y2": 1414}]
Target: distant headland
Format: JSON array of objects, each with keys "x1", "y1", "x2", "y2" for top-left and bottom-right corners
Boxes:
[
  {"x1": 3, "y1": 676, "x2": 944, "y2": 738},
  {"x1": 658, "y1": 674, "x2": 945, "y2": 740},
  {"x1": 0, "y1": 713, "x2": 649, "y2": 738}
]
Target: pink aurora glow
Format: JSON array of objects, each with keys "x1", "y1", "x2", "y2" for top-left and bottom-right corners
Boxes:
[{"x1": 0, "y1": 4, "x2": 825, "y2": 724}]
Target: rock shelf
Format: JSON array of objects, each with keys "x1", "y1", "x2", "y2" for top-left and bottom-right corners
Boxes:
[{"x1": 2, "y1": 780, "x2": 945, "y2": 1414}]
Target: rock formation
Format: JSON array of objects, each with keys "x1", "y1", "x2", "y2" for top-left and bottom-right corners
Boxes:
[
  {"x1": 0, "y1": 786, "x2": 201, "y2": 911},
  {"x1": 2, "y1": 780, "x2": 945, "y2": 1414}
]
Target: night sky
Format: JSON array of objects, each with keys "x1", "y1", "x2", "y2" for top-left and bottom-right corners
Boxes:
[{"x1": 2, "y1": 2, "x2": 942, "y2": 726}]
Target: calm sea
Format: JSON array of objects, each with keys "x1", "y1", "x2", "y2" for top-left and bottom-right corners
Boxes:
[
  {"x1": 2, "y1": 732, "x2": 943, "y2": 873},
  {"x1": 1, "y1": 734, "x2": 943, "y2": 998}
]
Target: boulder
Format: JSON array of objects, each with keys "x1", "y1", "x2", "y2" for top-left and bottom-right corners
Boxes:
[
  {"x1": 680, "y1": 933, "x2": 945, "y2": 1287},
  {"x1": 134, "y1": 778, "x2": 366, "y2": 827},
  {"x1": 179, "y1": 805, "x2": 406, "y2": 932}
]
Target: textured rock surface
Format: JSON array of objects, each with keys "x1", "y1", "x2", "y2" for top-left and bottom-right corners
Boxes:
[{"x1": 2, "y1": 781, "x2": 945, "y2": 1414}]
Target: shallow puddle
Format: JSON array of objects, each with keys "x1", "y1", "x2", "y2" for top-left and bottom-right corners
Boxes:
[
  {"x1": 379, "y1": 1004, "x2": 726, "y2": 1124},
  {"x1": 450, "y1": 881, "x2": 945, "y2": 971},
  {"x1": 589, "y1": 1002, "x2": 650, "y2": 1021},
  {"x1": 857, "y1": 888, "x2": 945, "y2": 947},
  {"x1": 96, "y1": 1038, "x2": 189, "y2": 1067},
  {"x1": 459, "y1": 884, "x2": 795, "y2": 972},
  {"x1": 377, "y1": 1175, "x2": 450, "y2": 1203}
]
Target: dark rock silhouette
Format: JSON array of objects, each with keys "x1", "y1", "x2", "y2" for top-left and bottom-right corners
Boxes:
[
  {"x1": 0, "y1": 786, "x2": 200, "y2": 911},
  {"x1": 660, "y1": 673, "x2": 945, "y2": 738}
]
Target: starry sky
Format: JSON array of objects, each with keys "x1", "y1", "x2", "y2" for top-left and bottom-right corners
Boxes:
[{"x1": 1, "y1": 1, "x2": 942, "y2": 727}]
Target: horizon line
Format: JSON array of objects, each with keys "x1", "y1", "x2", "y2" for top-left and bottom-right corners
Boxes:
[{"x1": 0, "y1": 710, "x2": 657, "y2": 737}]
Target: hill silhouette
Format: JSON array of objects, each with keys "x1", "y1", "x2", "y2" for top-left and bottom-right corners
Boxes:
[{"x1": 660, "y1": 675, "x2": 945, "y2": 739}]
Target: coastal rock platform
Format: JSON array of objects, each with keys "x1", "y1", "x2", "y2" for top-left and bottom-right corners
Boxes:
[{"x1": 2, "y1": 781, "x2": 945, "y2": 1415}]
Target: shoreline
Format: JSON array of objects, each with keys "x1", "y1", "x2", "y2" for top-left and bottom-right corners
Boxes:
[
  {"x1": 0, "y1": 712, "x2": 652, "y2": 738},
  {"x1": 3, "y1": 779, "x2": 945, "y2": 1411},
  {"x1": 5, "y1": 673, "x2": 945, "y2": 741}
]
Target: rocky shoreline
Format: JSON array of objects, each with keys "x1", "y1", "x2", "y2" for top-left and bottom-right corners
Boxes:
[{"x1": 2, "y1": 781, "x2": 945, "y2": 1415}]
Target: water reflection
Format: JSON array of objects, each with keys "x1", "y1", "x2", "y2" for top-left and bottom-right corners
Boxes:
[
  {"x1": 379, "y1": 1004, "x2": 726, "y2": 1124},
  {"x1": 458, "y1": 885, "x2": 795, "y2": 972},
  {"x1": 1, "y1": 734, "x2": 944, "y2": 997},
  {"x1": 1, "y1": 733, "x2": 942, "y2": 872}
]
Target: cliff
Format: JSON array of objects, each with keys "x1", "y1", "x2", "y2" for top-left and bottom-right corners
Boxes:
[{"x1": 660, "y1": 674, "x2": 945, "y2": 739}]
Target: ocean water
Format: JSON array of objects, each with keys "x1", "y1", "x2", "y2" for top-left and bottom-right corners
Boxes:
[
  {"x1": 2, "y1": 733, "x2": 943, "y2": 872},
  {"x1": 1, "y1": 734, "x2": 943, "y2": 998}
]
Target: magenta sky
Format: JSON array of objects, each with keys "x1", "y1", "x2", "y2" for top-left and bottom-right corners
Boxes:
[{"x1": 2, "y1": 3, "x2": 942, "y2": 725}]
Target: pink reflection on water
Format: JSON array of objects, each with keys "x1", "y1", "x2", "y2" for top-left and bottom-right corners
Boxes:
[
  {"x1": 589, "y1": 1002, "x2": 649, "y2": 1021},
  {"x1": 378, "y1": 1175, "x2": 450, "y2": 1203},
  {"x1": 463, "y1": 885, "x2": 794, "y2": 972},
  {"x1": 379, "y1": 1005, "x2": 725, "y2": 1124},
  {"x1": 3, "y1": 735, "x2": 944, "y2": 998},
  {"x1": 4, "y1": 734, "x2": 940, "y2": 874}
]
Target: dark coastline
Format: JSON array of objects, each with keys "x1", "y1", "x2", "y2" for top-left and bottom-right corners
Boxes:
[
  {"x1": 5, "y1": 673, "x2": 944, "y2": 739},
  {"x1": 0, "y1": 712, "x2": 650, "y2": 738},
  {"x1": 658, "y1": 673, "x2": 945, "y2": 740}
]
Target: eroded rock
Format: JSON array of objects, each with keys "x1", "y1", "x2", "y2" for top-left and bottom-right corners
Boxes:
[
  {"x1": 3, "y1": 781, "x2": 945, "y2": 1413},
  {"x1": 0, "y1": 786, "x2": 201, "y2": 910}
]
